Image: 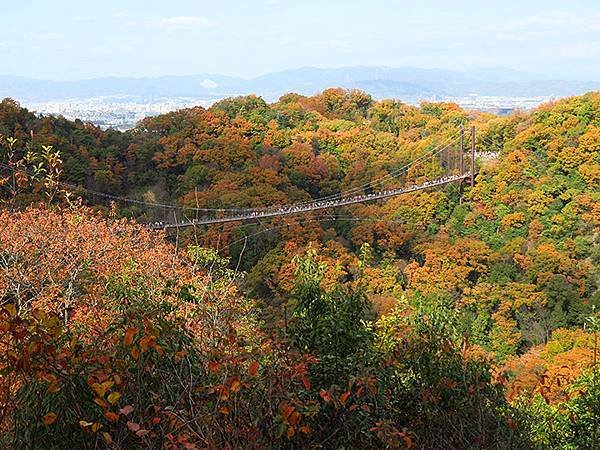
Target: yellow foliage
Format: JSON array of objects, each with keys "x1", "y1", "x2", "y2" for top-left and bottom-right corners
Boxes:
[
  {"x1": 500, "y1": 212, "x2": 526, "y2": 229},
  {"x1": 406, "y1": 236, "x2": 490, "y2": 295},
  {"x1": 526, "y1": 190, "x2": 552, "y2": 216},
  {"x1": 578, "y1": 162, "x2": 600, "y2": 186}
]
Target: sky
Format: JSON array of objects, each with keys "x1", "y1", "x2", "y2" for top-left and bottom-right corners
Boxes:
[{"x1": 1, "y1": 0, "x2": 599, "y2": 81}]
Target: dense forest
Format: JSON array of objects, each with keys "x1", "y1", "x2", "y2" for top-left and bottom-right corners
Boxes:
[{"x1": 0, "y1": 89, "x2": 598, "y2": 449}]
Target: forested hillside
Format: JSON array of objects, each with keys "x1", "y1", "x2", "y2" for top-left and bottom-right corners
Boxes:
[{"x1": 1, "y1": 90, "x2": 598, "y2": 449}]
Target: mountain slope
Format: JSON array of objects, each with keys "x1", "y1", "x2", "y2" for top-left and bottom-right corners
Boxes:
[{"x1": 2, "y1": 66, "x2": 599, "y2": 102}]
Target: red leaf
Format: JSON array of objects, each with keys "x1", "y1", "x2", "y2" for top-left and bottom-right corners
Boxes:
[
  {"x1": 127, "y1": 421, "x2": 140, "y2": 432},
  {"x1": 289, "y1": 411, "x2": 301, "y2": 426},
  {"x1": 230, "y1": 378, "x2": 242, "y2": 393},
  {"x1": 102, "y1": 432, "x2": 113, "y2": 444},
  {"x1": 507, "y1": 417, "x2": 516, "y2": 430},
  {"x1": 301, "y1": 376, "x2": 311, "y2": 390},
  {"x1": 104, "y1": 412, "x2": 119, "y2": 422},
  {"x1": 339, "y1": 391, "x2": 351, "y2": 405},
  {"x1": 219, "y1": 386, "x2": 229, "y2": 401},
  {"x1": 124, "y1": 328, "x2": 137, "y2": 346},
  {"x1": 319, "y1": 390, "x2": 331, "y2": 403},
  {"x1": 119, "y1": 405, "x2": 134, "y2": 416},
  {"x1": 208, "y1": 361, "x2": 220, "y2": 374},
  {"x1": 281, "y1": 404, "x2": 295, "y2": 420},
  {"x1": 248, "y1": 361, "x2": 259, "y2": 377},
  {"x1": 94, "y1": 397, "x2": 108, "y2": 408},
  {"x1": 139, "y1": 336, "x2": 150, "y2": 353},
  {"x1": 43, "y1": 413, "x2": 57, "y2": 425}
]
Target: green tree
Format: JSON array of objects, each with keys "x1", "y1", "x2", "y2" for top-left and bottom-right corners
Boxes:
[{"x1": 290, "y1": 249, "x2": 373, "y2": 385}]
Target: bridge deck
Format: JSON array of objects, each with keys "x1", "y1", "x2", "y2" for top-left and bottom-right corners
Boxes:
[{"x1": 150, "y1": 172, "x2": 473, "y2": 229}]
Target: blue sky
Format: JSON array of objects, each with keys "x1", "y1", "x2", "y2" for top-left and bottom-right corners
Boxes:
[{"x1": 1, "y1": 0, "x2": 599, "y2": 80}]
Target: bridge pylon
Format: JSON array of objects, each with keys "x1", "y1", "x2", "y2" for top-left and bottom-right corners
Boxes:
[
  {"x1": 459, "y1": 125, "x2": 464, "y2": 175},
  {"x1": 471, "y1": 126, "x2": 476, "y2": 186}
]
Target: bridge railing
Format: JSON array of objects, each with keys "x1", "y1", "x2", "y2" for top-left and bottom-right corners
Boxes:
[
  {"x1": 148, "y1": 172, "x2": 474, "y2": 229},
  {"x1": 145, "y1": 146, "x2": 498, "y2": 229}
]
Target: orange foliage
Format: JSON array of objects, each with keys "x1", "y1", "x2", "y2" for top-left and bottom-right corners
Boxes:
[
  {"x1": 502, "y1": 328, "x2": 596, "y2": 404},
  {"x1": 0, "y1": 207, "x2": 315, "y2": 448},
  {"x1": 406, "y1": 236, "x2": 490, "y2": 295}
]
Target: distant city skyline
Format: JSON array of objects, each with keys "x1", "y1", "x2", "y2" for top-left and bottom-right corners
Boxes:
[{"x1": 1, "y1": 0, "x2": 599, "y2": 81}]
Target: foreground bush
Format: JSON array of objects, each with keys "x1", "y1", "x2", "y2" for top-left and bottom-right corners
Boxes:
[
  {"x1": 0, "y1": 208, "x2": 312, "y2": 449},
  {"x1": 0, "y1": 208, "x2": 546, "y2": 448}
]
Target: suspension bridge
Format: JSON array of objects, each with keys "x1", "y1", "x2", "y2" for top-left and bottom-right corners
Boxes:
[
  {"x1": 152, "y1": 172, "x2": 473, "y2": 229},
  {"x1": 143, "y1": 127, "x2": 498, "y2": 229},
  {"x1": 0, "y1": 127, "x2": 498, "y2": 231}
]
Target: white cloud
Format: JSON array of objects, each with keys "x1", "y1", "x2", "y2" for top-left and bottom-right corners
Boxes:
[
  {"x1": 113, "y1": 11, "x2": 128, "y2": 19},
  {"x1": 151, "y1": 16, "x2": 216, "y2": 31},
  {"x1": 492, "y1": 11, "x2": 600, "y2": 41},
  {"x1": 39, "y1": 32, "x2": 61, "y2": 41},
  {"x1": 555, "y1": 42, "x2": 600, "y2": 59},
  {"x1": 324, "y1": 39, "x2": 351, "y2": 51},
  {"x1": 200, "y1": 78, "x2": 218, "y2": 89}
]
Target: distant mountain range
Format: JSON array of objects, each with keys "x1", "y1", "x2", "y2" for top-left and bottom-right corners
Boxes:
[{"x1": 2, "y1": 66, "x2": 599, "y2": 103}]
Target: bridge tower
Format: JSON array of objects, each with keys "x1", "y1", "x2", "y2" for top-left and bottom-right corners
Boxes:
[
  {"x1": 459, "y1": 126, "x2": 464, "y2": 175},
  {"x1": 471, "y1": 126, "x2": 476, "y2": 186}
]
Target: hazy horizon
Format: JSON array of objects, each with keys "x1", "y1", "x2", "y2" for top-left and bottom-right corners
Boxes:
[
  {"x1": 2, "y1": 0, "x2": 599, "y2": 81},
  {"x1": 1, "y1": 64, "x2": 597, "y2": 83},
  {"x1": 0, "y1": 65, "x2": 578, "y2": 82}
]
